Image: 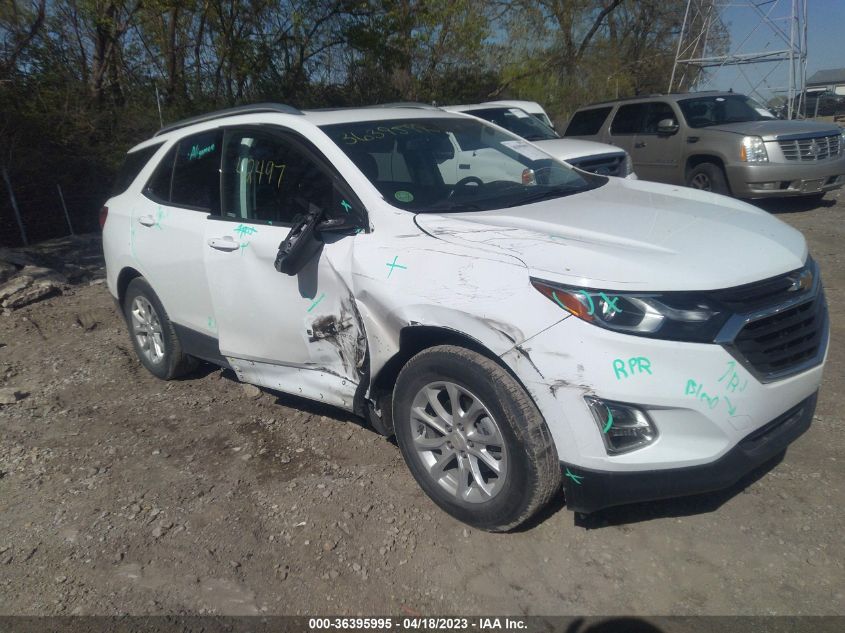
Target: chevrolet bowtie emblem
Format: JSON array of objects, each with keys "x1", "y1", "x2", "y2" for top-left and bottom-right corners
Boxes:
[{"x1": 787, "y1": 268, "x2": 813, "y2": 293}]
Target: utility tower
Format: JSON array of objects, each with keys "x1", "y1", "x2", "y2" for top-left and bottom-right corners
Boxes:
[{"x1": 669, "y1": 0, "x2": 808, "y2": 118}]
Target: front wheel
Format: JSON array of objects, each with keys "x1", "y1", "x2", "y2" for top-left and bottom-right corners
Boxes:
[
  {"x1": 686, "y1": 162, "x2": 730, "y2": 195},
  {"x1": 392, "y1": 345, "x2": 561, "y2": 531}
]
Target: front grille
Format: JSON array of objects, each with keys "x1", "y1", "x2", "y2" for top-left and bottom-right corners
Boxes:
[
  {"x1": 778, "y1": 133, "x2": 841, "y2": 161},
  {"x1": 732, "y1": 293, "x2": 827, "y2": 377},
  {"x1": 568, "y1": 153, "x2": 625, "y2": 176}
]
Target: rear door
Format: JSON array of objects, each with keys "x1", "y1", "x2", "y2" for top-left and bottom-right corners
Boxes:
[
  {"x1": 202, "y1": 127, "x2": 367, "y2": 407},
  {"x1": 132, "y1": 130, "x2": 221, "y2": 336}
]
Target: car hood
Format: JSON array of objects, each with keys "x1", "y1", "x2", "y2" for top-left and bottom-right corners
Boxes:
[
  {"x1": 703, "y1": 119, "x2": 841, "y2": 140},
  {"x1": 413, "y1": 178, "x2": 807, "y2": 291},
  {"x1": 532, "y1": 138, "x2": 625, "y2": 162}
]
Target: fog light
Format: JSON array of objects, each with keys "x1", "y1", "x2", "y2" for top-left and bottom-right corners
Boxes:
[
  {"x1": 752, "y1": 181, "x2": 779, "y2": 190},
  {"x1": 585, "y1": 397, "x2": 658, "y2": 455}
]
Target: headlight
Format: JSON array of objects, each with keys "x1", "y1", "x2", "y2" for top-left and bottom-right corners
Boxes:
[
  {"x1": 740, "y1": 136, "x2": 768, "y2": 162},
  {"x1": 621, "y1": 152, "x2": 634, "y2": 177},
  {"x1": 531, "y1": 278, "x2": 730, "y2": 342}
]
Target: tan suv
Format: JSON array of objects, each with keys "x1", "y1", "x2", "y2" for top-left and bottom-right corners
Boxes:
[{"x1": 564, "y1": 91, "x2": 845, "y2": 199}]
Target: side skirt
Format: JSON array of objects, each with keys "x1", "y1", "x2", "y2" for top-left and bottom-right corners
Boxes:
[{"x1": 172, "y1": 323, "x2": 231, "y2": 369}]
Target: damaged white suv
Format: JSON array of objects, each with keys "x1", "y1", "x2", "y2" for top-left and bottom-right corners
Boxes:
[{"x1": 103, "y1": 103, "x2": 828, "y2": 531}]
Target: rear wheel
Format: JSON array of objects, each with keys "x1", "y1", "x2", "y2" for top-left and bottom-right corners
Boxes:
[
  {"x1": 123, "y1": 278, "x2": 197, "y2": 380},
  {"x1": 687, "y1": 162, "x2": 730, "y2": 195},
  {"x1": 392, "y1": 345, "x2": 561, "y2": 531}
]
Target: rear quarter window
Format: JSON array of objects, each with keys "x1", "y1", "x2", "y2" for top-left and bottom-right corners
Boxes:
[
  {"x1": 111, "y1": 143, "x2": 163, "y2": 196},
  {"x1": 564, "y1": 107, "x2": 612, "y2": 136},
  {"x1": 171, "y1": 130, "x2": 223, "y2": 211}
]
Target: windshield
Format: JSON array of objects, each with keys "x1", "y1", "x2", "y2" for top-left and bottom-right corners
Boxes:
[
  {"x1": 463, "y1": 107, "x2": 559, "y2": 141},
  {"x1": 320, "y1": 117, "x2": 603, "y2": 213},
  {"x1": 678, "y1": 95, "x2": 777, "y2": 128}
]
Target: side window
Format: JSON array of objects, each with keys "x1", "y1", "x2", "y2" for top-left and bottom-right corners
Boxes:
[
  {"x1": 171, "y1": 130, "x2": 223, "y2": 211},
  {"x1": 222, "y1": 130, "x2": 351, "y2": 225},
  {"x1": 112, "y1": 143, "x2": 163, "y2": 196},
  {"x1": 564, "y1": 107, "x2": 612, "y2": 136},
  {"x1": 641, "y1": 102, "x2": 677, "y2": 134},
  {"x1": 610, "y1": 103, "x2": 649, "y2": 135},
  {"x1": 144, "y1": 145, "x2": 177, "y2": 202}
]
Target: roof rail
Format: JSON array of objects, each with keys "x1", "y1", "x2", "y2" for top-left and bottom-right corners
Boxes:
[
  {"x1": 365, "y1": 102, "x2": 439, "y2": 110},
  {"x1": 154, "y1": 103, "x2": 303, "y2": 137}
]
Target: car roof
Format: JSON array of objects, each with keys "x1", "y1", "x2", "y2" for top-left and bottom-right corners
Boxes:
[
  {"x1": 443, "y1": 104, "x2": 529, "y2": 113},
  {"x1": 579, "y1": 91, "x2": 740, "y2": 109},
  {"x1": 130, "y1": 103, "x2": 467, "y2": 152},
  {"x1": 483, "y1": 99, "x2": 546, "y2": 112}
]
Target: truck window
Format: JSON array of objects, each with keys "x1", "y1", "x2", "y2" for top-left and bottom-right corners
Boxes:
[
  {"x1": 610, "y1": 103, "x2": 649, "y2": 135},
  {"x1": 564, "y1": 107, "x2": 612, "y2": 136}
]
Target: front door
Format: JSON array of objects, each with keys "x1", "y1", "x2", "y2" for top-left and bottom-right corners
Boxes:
[
  {"x1": 632, "y1": 102, "x2": 684, "y2": 184},
  {"x1": 203, "y1": 127, "x2": 367, "y2": 409}
]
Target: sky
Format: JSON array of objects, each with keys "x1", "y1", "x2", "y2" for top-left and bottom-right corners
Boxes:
[{"x1": 695, "y1": 0, "x2": 844, "y2": 101}]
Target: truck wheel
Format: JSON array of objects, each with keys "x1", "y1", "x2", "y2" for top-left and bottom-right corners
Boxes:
[
  {"x1": 123, "y1": 277, "x2": 198, "y2": 380},
  {"x1": 687, "y1": 162, "x2": 730, "y2": 195},
  {"x1": 392, "y1": 345, "x2": 561, "y2": 532}
]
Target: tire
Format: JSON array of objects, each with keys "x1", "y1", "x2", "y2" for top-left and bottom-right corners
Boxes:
[
  {"x1": 392, "y1": 345, "x2": 561, "y2": 532},
  {"x1": 123, "y1": 277, "x2": 198, "y2": 380},
  {"x1": 686, "y1": 162, "x2": 730, "y2": 195}
]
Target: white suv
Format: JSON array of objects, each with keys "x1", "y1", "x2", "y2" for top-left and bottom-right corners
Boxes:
[{"x1": 103, "y1": 103, "x2": 828, "y2": 531}]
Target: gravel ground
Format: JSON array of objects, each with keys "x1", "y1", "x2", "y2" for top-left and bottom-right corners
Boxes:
[{"x1": 0, "y1": 190, "x2": 843, "y2": 617}]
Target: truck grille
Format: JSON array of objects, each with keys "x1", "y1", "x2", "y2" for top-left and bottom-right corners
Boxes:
[
  {"x1": 732, "y1": 292, "x2": 827, "y2": 378},
  {"x1": 778, "y1": 133, "x2": 841, "y2": 161},
  {"x1": 568, "y1": 152, "x2": 626, "y2": 177}
]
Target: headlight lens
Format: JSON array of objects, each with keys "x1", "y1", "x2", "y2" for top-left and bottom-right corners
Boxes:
[
  {"x1": 531, "y1": 278, "x2": 730, "y2": 342},
  {"x1": 740, "y1": 136, "x2": 768, "y2": 162}
]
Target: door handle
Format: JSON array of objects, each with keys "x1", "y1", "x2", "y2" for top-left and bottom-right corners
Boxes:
[
  {"x1": 138, "y1": 215, "x2": 156, "y2": 227},
  {"x1": 634, "y1": 141, "x2": 647, "y2": 148},
  {"x1": 207, "y1": 236, "x2": 240, "y2": 252}
]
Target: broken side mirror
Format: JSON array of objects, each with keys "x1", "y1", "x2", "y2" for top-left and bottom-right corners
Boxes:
[
  {"x1": 316, "y1": 216, "x2": 362, "y2": 236},
  {"x1": 274, "y1": 206, "x2": 323, "y2": 276}
]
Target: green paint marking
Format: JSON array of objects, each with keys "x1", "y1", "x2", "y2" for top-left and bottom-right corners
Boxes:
[
  {"x1": 307, "y1": 293, "x2": 326, "y2": 313},
  {"x1": 602, "y1": 407, "x2": 614, "y2": 434},
  {"x1": 386, "y1": 255, "x2": 407, "y2": 278},
  {"x1": 577, "y1": 289, "x2": 595, "y2": 315},
  {"x1": 239, "y1": 241, "x2": 249, "y2": 256},
  {"x1": 207, "y1": 316, "x2": 217, "y2": 331},
  {"x1": 341, "y1": 200, "x2": 352, "y2": 214},
  {"x1": 234, "y1": 223, "x2": 258, "y2": 238},
  {"x1": 725, "y1": 396, "x2": 737, "y2": 416},
  {"x1": 188, "y1": 143, "x2": 216, "y2": 160},
  {"x1": 551, "y1": 291, "x2": 568, "y2": 311},
  {"x1": 565, "y1": 468, "x2": 584, "y2": 485}
]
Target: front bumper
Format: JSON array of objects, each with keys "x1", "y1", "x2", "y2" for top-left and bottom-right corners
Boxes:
[
  {"x1": 726, "y1": 156, "x2": 845, "y2": 198},
  {"x1": 562, "y1": 392, "x2": 816, "y2": 513}
]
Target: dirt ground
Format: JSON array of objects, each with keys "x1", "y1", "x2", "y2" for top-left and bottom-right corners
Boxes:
[{"x1": 0, "y1": 190, "x2": 843, "y2": 618}]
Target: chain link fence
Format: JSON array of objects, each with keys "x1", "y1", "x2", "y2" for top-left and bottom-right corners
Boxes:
[{"x1": 1, "y1": 167, "x2": 107, "y2": 248}]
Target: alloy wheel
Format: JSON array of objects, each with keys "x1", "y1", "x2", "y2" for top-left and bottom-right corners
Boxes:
[
  {"x1": 131, "y1": 296, "x2": 165, "y2": 364},
  {"x1": 409, "y1": 381, "x2": 508, "y2": 503}
]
